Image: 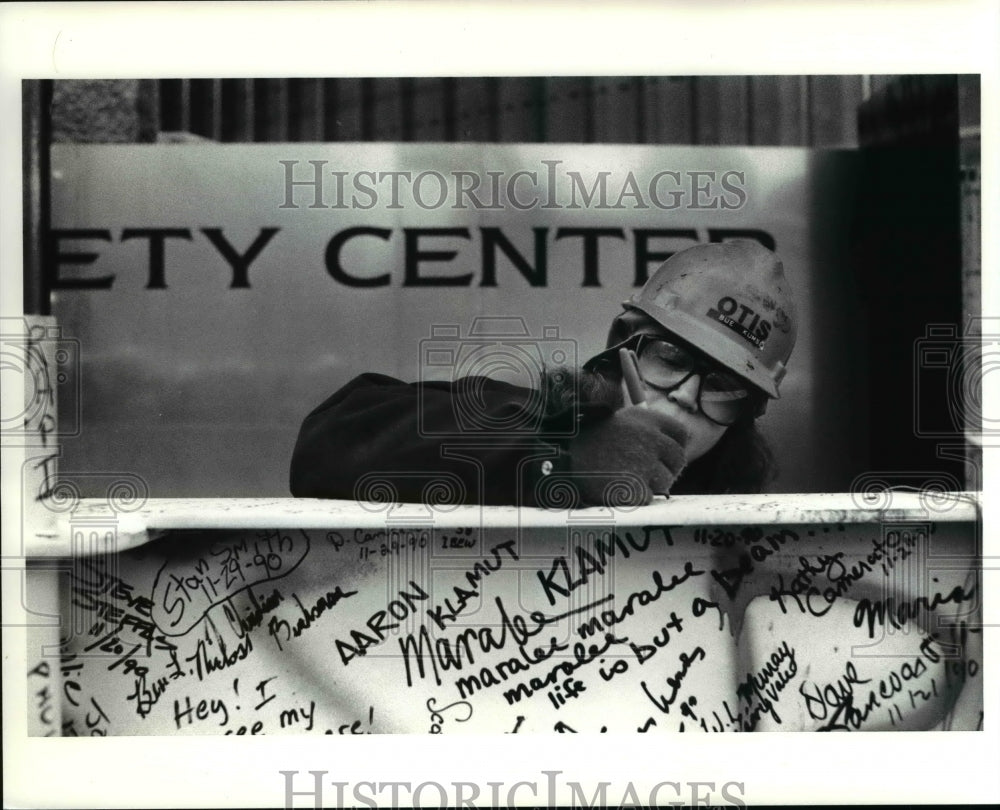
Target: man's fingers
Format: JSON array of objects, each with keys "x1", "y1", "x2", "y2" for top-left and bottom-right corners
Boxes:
[
  {"x1": 619, "y1": 348, "x2": 647, "y2": 407},
  {"x1": 655, "y1": 436, "x2": 686, "y2": 475},
  {"x1": 623, "y1": 407, "x2": 690, "y2": 448},
  {"x1": 646, "y1": 465, "x2": 675, "y2": 498},
  {"x1": 567, "y1": 409, "x2": 689, "y2": 504},
  {"x1": 652, "y1": 414, "x2": 689, "y2": 448}
]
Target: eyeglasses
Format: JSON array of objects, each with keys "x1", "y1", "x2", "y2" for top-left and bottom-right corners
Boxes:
[{"x1": 629, "y1": 334, "x2": 750, "y2": 426}]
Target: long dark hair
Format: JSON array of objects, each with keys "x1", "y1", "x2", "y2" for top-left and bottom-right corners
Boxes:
[{"x1": 541, "y1": 362, "x2": 777, "y2": 496}]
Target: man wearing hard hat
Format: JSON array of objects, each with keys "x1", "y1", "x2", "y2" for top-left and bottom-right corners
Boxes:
[{"x1": 290, "y1": 239, "x2": 796, "y2": 507}]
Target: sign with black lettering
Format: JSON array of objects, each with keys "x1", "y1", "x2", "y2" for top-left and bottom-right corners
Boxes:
[{"x1": 49, "y1": 145, "x2": 859, "y2": 497}]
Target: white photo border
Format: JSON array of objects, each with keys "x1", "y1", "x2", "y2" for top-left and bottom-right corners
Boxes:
[{"x1": 2, "y1": 1, "x2": 998, "y2": 807}]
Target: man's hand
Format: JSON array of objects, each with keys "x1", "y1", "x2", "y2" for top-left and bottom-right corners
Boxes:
[{"x1": 565, "y1": 407, "x2": 688, "y2": 506}]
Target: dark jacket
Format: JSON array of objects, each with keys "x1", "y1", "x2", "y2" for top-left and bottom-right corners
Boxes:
[
  {"x1": 289, "y1": 372, "x2": 612, "y2": 506},
  {"x1": 290, "y1": 369, "x2": 774, "y2": 503}
]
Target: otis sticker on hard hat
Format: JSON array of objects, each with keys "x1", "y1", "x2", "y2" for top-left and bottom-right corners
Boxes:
[
  {"x1": 706, "y1": 295, "x2": 772, "y2": 349},
  {"x1": 622, "y1": 239, "x2": 797, "y2": 398}
]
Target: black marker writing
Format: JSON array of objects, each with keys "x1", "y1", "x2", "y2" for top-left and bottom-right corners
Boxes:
[
  {"x1": 536, "y1": 526, "x2": 671, "y2": 606},
  {"x1": 640, "y1": 647, "x2": 707, "y2": 714},
  {"x1": 853, "y1": 585, "x2": 977, "y2": 638},
  {"x1": 335, "y1": 582, "x2": 428, "y2": 664},
  {"x1": 269, "y1": 586, "x2": 358, "y2": 652}
]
